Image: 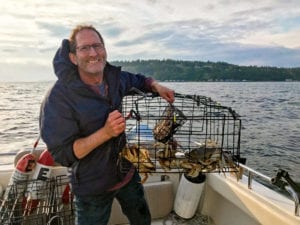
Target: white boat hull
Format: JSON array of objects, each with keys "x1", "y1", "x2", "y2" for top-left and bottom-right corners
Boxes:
[{"x1": 0, "y1": 153, "x2": 299, "y2": 225}]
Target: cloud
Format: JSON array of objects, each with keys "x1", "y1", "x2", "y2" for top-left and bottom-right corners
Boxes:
[
  {"x1": 1, "y1": 0, "x2": 300, "y2": 81},
  {"x1": 35, "y1": 22, "x2": 71, "y2": 38},
  {"x1": 108, "y1": 17, "x2": 300, "y2": 68},
  {"x1": 205, "y1": 43, "x2": 300, "y2": 67}
]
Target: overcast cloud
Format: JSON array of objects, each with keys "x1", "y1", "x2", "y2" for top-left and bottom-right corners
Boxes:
[{"x1": 0, "y1": 0, "x2": 300, "y2": 81}]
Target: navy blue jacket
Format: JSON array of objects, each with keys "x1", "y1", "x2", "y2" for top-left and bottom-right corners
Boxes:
[{"x1": 40, "y1": 40, "x2": 152, "y2": 196}]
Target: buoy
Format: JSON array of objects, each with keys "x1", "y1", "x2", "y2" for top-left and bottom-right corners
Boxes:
[
  {"x1": 61, "y1": 183, "x2": 71, "y2": 204},
  {"x1": 0, "y1": 153, "x2": 36, "y2": 224},
  {"x1": 174, "y1": 173, "x2": 206, "y2": 219},
  {"x1": 23, "y1": 149, "x2": 54, "y2": 215}
]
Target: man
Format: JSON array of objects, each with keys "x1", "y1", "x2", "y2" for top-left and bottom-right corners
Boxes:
[{"x1": 40, "y1": 25, "x2": 174, "y2": 225}]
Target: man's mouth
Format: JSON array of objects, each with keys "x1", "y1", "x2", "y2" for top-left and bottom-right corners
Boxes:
[{"x1": 88, "y1": 59, "x2": 101, "y2": 64}]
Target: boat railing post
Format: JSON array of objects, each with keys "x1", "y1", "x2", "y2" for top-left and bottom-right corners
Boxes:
[
  {"x1": 248, "y1": 170, "x2": 252, "y2": 189},
  {"x1": 240, "y1": 164, "x2": 271, "y2": 190}
]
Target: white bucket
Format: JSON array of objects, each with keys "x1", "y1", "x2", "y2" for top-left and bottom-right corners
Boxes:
[{"x1": 174, "y1": 174, "x2": 206, "y2": 219}]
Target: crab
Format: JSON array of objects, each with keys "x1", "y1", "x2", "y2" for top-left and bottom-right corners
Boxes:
[
  {"x1": 153, "y1": 106, "x2": 175, "y2": 143},
  {"x1": 180, "y1": 162, "x2": 203, "y2": 178},
  {"x1": 155, "y1": 141, "x2": 180, "y2": 171},
  {"x1": 121, "y1": 144, "x2": 155, "y2": 183},
  {"x1": 182, "y1": 139, "x2": 238, "y2": 176}
]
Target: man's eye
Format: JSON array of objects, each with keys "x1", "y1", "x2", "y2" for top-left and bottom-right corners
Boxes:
[
  {"x1": 80, "y1": 46, "x2": 89, "y2": 51},
  {"x1": 93, "y1": 44, "x2": 102, "y2": 48}
]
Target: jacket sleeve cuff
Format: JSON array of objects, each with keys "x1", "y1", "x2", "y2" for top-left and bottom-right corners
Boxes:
[
  {"x1": 49, "y1": 142, "x2": 78, "y2": 167},
  {"x1": 144, "y1": 77, "x2": 156, "y2": 92}
]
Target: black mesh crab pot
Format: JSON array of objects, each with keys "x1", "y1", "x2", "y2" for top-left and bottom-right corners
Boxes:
[
  {"x1": 121, "y1": 91, "x2": 242, "y2": 178},
  {"x1": 0, "y1": 175, "x2": 74, "y2": 225}
]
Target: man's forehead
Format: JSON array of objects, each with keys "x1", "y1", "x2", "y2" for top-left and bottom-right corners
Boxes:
[{"x1": 76, "y1": 29, "x2": 101, "y2": 44}]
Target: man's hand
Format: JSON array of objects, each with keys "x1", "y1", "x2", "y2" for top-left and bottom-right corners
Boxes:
[
  {"x1": 151, "y1": 82, "x2": 175, "y2": 103},
  {"x1": 103, "y1": 110, "x2": 126, "y2": 138},
  {"x1": 73, "y1": 110, "x2": 125, "y2": 159}
]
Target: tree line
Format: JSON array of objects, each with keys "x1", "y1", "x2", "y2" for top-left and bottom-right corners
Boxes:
[{"x1": 111, "y1": 59, "x2": 300, "y2": 81}]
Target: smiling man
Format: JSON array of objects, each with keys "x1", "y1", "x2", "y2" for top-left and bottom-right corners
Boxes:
[{"x1": 40, "y1": 25, "x2": 174, "y2": 225}]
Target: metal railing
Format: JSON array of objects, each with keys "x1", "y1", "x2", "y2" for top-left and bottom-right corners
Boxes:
[{"x1": 238, "y1": 163, "x2": 299, "y2": 217}]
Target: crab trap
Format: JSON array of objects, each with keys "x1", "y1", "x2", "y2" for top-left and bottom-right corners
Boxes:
[
  {"x1": 0, "y1": 175, "x2": 74, "y2": 225},
  {"x1": 121, "y1": 90, "x2": 242, "y2": 178}
]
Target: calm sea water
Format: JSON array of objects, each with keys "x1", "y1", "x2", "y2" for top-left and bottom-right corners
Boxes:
[{"x1": 0, "y1": 81, "x2": 299, "y2": 180}]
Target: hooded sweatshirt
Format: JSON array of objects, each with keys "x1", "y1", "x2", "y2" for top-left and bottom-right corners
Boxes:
[{"x1": 40, "y1": 39, "x2": 153, "y2": 196}]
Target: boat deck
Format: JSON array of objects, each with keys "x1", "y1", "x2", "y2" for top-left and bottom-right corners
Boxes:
[
  {"x1": 151, "y1": 212, "x2": 209, "y2": 225},
  {"x1": 119, "y1": 212, "x2": 210, "y2": 225}
]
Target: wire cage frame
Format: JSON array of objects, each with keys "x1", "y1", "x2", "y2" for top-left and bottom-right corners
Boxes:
[
  {"x1": 121, "y1": 91, "x2": 242, "y2": 177},
  {"x1": 0, "y1": 175, "x2": 74, "y2": 225}
]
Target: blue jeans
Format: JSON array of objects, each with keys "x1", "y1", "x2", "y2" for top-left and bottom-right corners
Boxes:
[{"x1": 74, "y1": 171, "x2": 151, "y2": 225}]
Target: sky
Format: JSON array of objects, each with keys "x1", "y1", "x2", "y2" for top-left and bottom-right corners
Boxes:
[{"x1": 0, "y1": 0, "x2": 300, "y2": 81}]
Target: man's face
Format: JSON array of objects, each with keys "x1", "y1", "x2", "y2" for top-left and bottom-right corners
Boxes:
[{"x1": 69, "y1": 29, "x2": 107, "y2": 77}]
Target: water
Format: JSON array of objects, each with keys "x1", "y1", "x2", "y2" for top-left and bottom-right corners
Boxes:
[
  {"x1": 0, "y1": 82, "x2": 53, "y2": 164},
  {"x1": 173, "y1": 82, "x2": 300, "y2": 180},
  {"x1": 0, "y1": 81, "x2": 299, "y2": 181}
]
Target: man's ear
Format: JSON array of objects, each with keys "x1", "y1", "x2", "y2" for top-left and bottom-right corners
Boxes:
[{"x1": 69, "y1": 53, "x2": 78, "y2": 65}]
